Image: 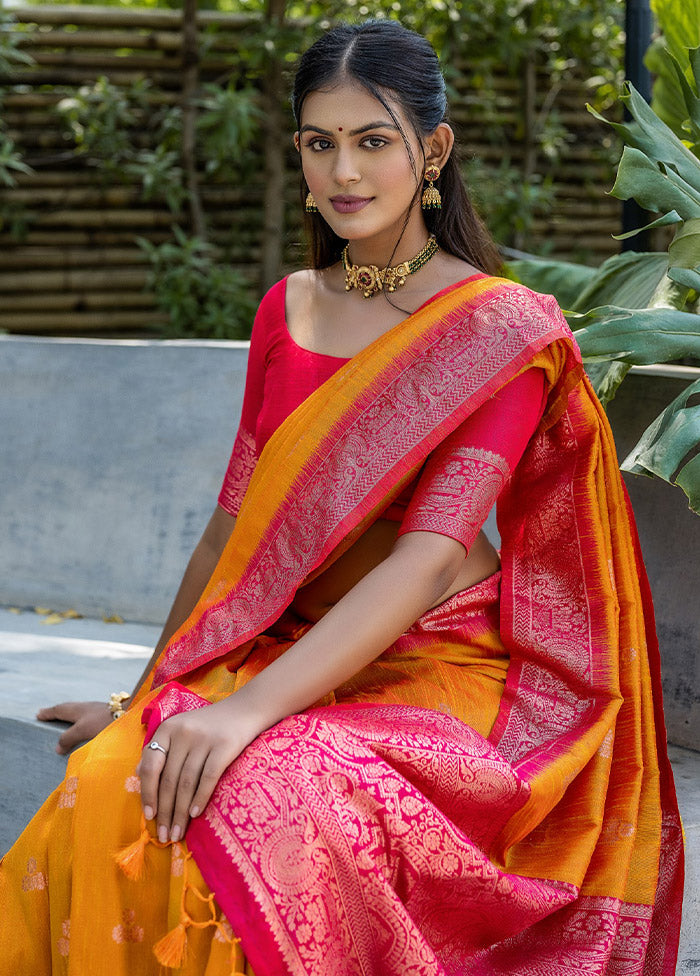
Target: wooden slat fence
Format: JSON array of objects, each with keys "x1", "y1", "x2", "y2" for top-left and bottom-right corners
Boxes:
[{"x1": 0, "y1": 5, "x2": 621, "y2": 337}]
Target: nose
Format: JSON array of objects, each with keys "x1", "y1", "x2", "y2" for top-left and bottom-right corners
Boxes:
[{"x1": 332, "y1": 145, "x2": 361, "y2": 187}]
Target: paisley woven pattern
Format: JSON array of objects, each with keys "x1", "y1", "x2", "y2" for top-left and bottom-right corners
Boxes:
[
  {"x1": 155, "y1": 283, "x2": 570, "y2": 685},
  {"x1": 218, "y1": 423, "x2": 258, "y2": 517},
  {"x1": 145, "y1": 277, "x2": 682, "y2": 975}
]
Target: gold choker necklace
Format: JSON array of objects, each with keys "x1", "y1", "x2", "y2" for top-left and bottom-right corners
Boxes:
[{"x1": 341, "y1": 236, "x2": 439, "y2": 299}]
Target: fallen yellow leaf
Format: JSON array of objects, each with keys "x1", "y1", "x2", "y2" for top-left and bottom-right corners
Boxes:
[
  {"x1": 35, "y1": 606, "x2": 52, "y2": 615},
  {"x1": 7, "y1": 607, "x2": 22, "y2": 615},
  {"x1": 102, "y1": 614, "x2": 124, "y2": 624},
  {"x1": 41, "y1": 613, "x2": 64, "y2": 625},
  {"x1": 61, "y1": 609, "x2": 83, "y2": 619}
]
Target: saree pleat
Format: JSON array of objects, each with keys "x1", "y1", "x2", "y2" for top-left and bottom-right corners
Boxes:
[{"x1": 0, "y1": 276, "x2": 682, "y2": 976}]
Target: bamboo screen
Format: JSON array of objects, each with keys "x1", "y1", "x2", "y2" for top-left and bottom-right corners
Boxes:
[{"x1": 0, "y1": 5, "x2": 621, "y2": 337}]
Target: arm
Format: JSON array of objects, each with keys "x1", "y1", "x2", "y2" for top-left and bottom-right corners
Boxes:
[
  {"x1": 138, "y1": 529, "x2": 467, "y2": 842},
  {"x1": 37, "y1": 505, "x2": 236, "y2": 754},
  {"x1": 131, "y1": 506, "x2": 236, "y2": 701},
  {"x1": 138, "y1": 365, "x2": 550, "y2": 841},
  {"x1": 37, "y1": 286, "x2": 274, "y2": 753}
]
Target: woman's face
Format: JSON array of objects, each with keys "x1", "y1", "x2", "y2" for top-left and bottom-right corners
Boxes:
[{"x1": 295, "y1": 82, "x2": 427, "y2": 253}]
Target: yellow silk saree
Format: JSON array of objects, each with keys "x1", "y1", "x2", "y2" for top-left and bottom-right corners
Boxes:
[{"x1": 0, "y1": 275, "x2": 683, "y2": 976}]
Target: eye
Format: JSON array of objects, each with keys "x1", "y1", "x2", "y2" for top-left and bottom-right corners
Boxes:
[
  {"x1": 362, "y1": 135, "x2": 388, "y2": 149},
  {"x1": 306, "y1": 137, "x2": 333, "y2": 152}
]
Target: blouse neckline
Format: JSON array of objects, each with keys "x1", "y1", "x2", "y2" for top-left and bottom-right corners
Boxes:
[{"x1": 280, "y1": 271, "x2": 486, "y2": 362}]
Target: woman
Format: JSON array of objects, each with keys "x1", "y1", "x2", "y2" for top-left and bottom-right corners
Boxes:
[{"x1": 1, "y1": 20, "x2": 683, "y2": 976}]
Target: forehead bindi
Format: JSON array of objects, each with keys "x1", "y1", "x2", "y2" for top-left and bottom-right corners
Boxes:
[{"x1": 300, "y1": 86, "x2": 403, "y2": 135}]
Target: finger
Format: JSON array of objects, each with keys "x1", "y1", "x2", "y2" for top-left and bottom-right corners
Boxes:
[
  {"x1": 188, "y1": 749, "x2": 227, "y2": 821},
  {"x1": 170, "y1": 750, "x2": 209, "y2": 843},
  {"x1": 154, "y1": 743, "x2": 189, "y2": 843},
  {"x1": 36, "y1": 702, "x2": 80, "y2": 722},
  {"x1": 138, "y1": 734, "x2": 170, "y2": 825},
  {"x1": 55, "y1": 726, "x2": 85, "y2": 755}
]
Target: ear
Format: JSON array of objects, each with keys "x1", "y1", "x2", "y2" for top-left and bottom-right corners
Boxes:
[
  {"x1": 424, "y1": 122, "x2": 454, "y2": 172},
  {"x1": 294, "y1": 131, "x2": 301, "y2": 153}
]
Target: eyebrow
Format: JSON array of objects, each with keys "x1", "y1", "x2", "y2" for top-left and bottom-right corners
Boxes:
[{"x1": 299, "y1": 121, "x2": 399, "y2": 136}]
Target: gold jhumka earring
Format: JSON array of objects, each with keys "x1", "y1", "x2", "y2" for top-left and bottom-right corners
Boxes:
[
  {"x1": 305, "y1": 191, "x2": 318, "y2": 213},
  {"x1": 421, "y1": 164, "x2": 442, "y2": 210}
]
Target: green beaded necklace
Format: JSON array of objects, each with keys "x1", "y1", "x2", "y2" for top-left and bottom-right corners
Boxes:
[{"x1": 341, "y1": 235, "x2": 439, "y2": 299}]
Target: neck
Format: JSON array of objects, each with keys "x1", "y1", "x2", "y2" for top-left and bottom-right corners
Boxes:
[{"x1": 345, "y1": 226, "x2": 431, "y2": 269}]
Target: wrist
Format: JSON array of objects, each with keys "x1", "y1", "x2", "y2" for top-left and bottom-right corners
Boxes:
[
  {"x1": 108, "y1": 691, "x2": 131, "y2": 720},
  {"x1": 218, "y1": 686, "x2": 273, "y2": 745}
]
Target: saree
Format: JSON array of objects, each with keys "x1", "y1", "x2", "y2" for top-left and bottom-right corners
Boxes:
[{"x1": 0, "y1": 275, "x2": 683, "y2": 976}]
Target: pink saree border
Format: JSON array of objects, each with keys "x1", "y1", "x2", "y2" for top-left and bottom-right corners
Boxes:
[
  {"x1": 155, "y1": 279, "x2": 577, "y2": 686},
  {"x1": 140, "y1": 276, "x2": 683, "y2": 974}
]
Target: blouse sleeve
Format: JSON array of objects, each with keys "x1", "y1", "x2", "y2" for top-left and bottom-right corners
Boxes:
[
  {"x1": 397, "y1": 367, "x2": 547, "y2": 551},
  {"x1": 217, "y1": 291, "x2": 272, "y2": 517}
]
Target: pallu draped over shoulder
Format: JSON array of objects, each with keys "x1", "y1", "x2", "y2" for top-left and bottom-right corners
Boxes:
[{"x1": 0, "y1": 275, "x2": 683, "y2": 976}]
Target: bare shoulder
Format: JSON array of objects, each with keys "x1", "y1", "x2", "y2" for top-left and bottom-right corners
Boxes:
[
  {"x1": 432, "y1": 251, "x2": 481, "y2": 290},
  {"x1": 285, "y1": 268, "x2": 314, "y2": 303}
]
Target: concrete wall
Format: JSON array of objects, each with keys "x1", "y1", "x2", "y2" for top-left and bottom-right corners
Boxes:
[
  {"x1": 1, "y1": 338, "x2": 697, "y2": 747},
  {"x1": 0, "y1": 336, "x2": 247, "y2": 623}
]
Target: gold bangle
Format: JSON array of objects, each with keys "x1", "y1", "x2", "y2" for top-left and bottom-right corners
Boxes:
[{"x1": 108, "y1": 691, "x2": 130, "y2": 720}]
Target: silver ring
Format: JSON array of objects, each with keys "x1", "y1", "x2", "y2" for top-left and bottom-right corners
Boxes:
[{"x1": 148, "y1": 740, "x2": 167, "y2": 756}]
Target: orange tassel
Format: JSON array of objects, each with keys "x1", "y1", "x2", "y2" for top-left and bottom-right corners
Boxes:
[
  {"x1": 229, "y1": 934, "x2": 246, "y2": 975},
  {"x1": 153, "y1": 921, "x2": 188, "y2": 968},
  {"x1": 113, "y1": 826, "x2": 151, "y2": 881}
]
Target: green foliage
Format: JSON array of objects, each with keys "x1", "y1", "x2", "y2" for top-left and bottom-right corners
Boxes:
[
  {"x1": 506, "y1": 250, "x2": 674, "y2": 313},
  {"x1": 125, "y1": 146, "x2": 187, "y2": 212},
  {"x1": 647, "y1": 0, "x2": 700, "y2": 140},
  {"x1": 0, "y1": 128, "x2": 32, "y2": 188},
  {"x1": 55, "y1": 75, "x2": 260, "y2": 208},
  {"x1": 623, "y1": 376, "x2": 700, "y2": 510},
  {"x1": 451, "y1": 0, "x2": 624, "y2": 85},
  {"x1": 512, "y1": 46, "x2": 700, "y2": 512},
  {"x1": 466, "y1": 157, "x2": 555, "y2": 251},
  {"x1": 137, "y1": 227, "x2": 258, "y2": 340},
  {"x1": 0, "y1": 8, "x2": 35, "y2": 216},
  {"x1": 195, "y1": 82, "x2": 262, "y2": 177},
  {"x1": 57, "y1": 77, "x2": 147, "y2": 171},
  {"x1": 0, "y1": 6, "x2": 35, "y2": 75},
  {"x1": 507, "y1": 257, "x2": 598, "y2": 308}
]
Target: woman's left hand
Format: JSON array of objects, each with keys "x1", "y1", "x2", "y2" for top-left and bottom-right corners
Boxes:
[{"x1": 136, "y1": 697, "x2": 260, "y2": 844}]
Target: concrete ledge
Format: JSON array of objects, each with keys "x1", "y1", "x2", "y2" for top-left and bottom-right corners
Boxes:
[{"x1": 0, "y1": 608, "x2": 157, "y2": 854}]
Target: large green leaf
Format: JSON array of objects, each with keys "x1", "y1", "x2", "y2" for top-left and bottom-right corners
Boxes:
[
  {"x1": 646, "y1": 39, "x2": 699, "y2": 141},
  {"x1": 677, "y1": 453, "x2": 700, "y2": 512},
  {"x1": 588, "y1": 83, "x2": 700, "y2": 190},
  {"x1": 650, "y1": 0, "x2": 700, "y2": 72},
  {"x1": 667, "y1": 217, "x2": 700, "y2": 268},
  {"x1": 568, "y1": 305, "x2": 700, "y2": 364},
  {"x1": 505, "y1": 258, "x2": 597, "y2": 309},
  {"x1": 570, "y1": 252, "x2": 669, "y2": 312},
  {"x1": 614, "y1": 209, "x2": 684, "y2": 240},
  {"x1": 584, "y1": 360, "x2": 631, "y2": 407},
  {"x1": 610, "y1": 146, "x2": 700, "y2": 216},
  {"x1": 667, "y1": 265, "x2": 700, "y2": 290},
  {"x1": 622, "y1": 375, "x2": 700, "y2": 513}
]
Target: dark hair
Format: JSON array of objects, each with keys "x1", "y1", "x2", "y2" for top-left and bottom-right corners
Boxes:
[{"x1": 291, "y1": 20, "x2": 500, "y2": 275}]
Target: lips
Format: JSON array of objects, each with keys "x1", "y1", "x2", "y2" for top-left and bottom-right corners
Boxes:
[{"x1": 330, "y1": 196, "x2": 372, "y2": 214}]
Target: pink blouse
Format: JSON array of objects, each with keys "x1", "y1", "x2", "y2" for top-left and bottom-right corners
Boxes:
[{"x1": 218, "y1": 277, "x2": 547, "y2": 552}]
